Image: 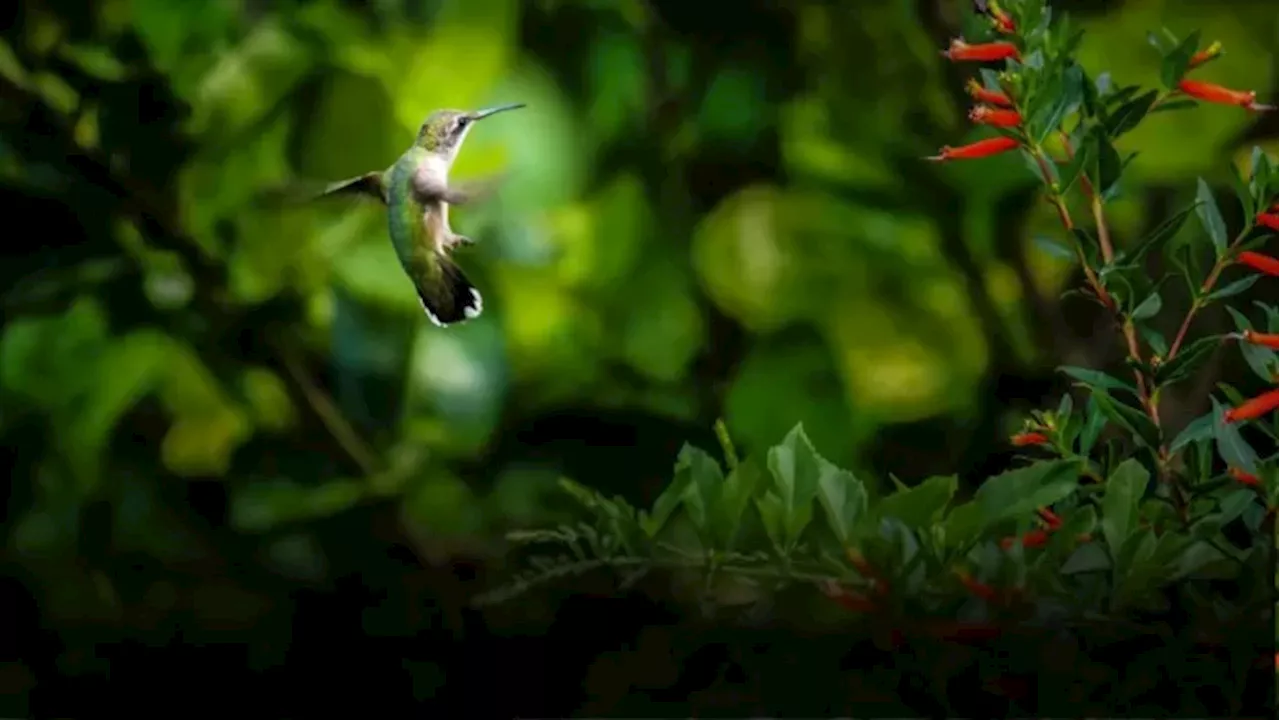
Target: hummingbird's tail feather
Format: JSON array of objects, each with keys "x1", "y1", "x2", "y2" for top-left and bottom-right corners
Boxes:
[{"x1": 413, "y1": 255, "x2": 483, "y2": 327}]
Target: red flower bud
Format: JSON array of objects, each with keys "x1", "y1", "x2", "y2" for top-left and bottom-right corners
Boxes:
[
  {"x1": 990, "y1": 8, "x2": 1016, "y2": 34},
  {"x1": 1187, "y1": 41, "x2": 1223, "y2": 69},
  {"x1": 1257, "y1": 211, "x2": 1279, "y2": 231},
  {"x1": 927, "y1": 136, "x2": 1020, "y2": 162},
  {"x1": 1036, "y1": 507, "x2": 1063, "y2": 530},
  {"x1": 1228, "y1": 467, "x2": 1261, "y2": 487},
  {"x1": 943, "y1": 39, "x2": 1020, "y2": 62},
  {"x1": 955, "y1": 570, "x2": 999, "y2": 600},
  {"x1": 969, "y1": 105, "x2": 1022, "y2": 127},
  {"x1": 999, "y1": 528, "x2": 1050, "y2": 549},
  {"x1": 1178, "y1": 79, "x2": 1273, "y2": 112},
  {"x1": 1243, "y1": 330, "x2": 1279, "y2": 350},
  {"x1": 1224, "y1": 389, "x2": 1279, "y2": 423},
  {"x1": 1237, "y1": 251, "x2": 1279, "y2": 277},
  {"x1": 1011, "y1": 431, "x2": 1049, "y2": 447},
  {"x1": 965, "y1": 79, "x2": 1014, "y2": 107}
]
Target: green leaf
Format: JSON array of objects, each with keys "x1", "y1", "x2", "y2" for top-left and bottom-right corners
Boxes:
[
  {"x1": 1170, "y1": 411, "x2": 1215, "y2": 453},
  {"x1": 1101, "y1": 459, "x2": 1148, "y2": 559},
  {"x1": 765, "y1": 424, "x2": 827, "y2": 550},
  {"x1": 1062, "y1": 542, "x2": 1111, "y2": 574},
  {"x1": 1139, "y1": 324, "x2": 1169, "y2": 358},
  {"x1": 1090, "y1": 387, "x2": 1160, "y2": 447},
  {"x1": 1155, "y1": 335, "x2": 1222, "y2": 387},
  {"x1": 1078, "y1": 394, "x2": 1107, "y2": 456},
  {"x1": 941, "y1": 501, "x2": 985, "y2": 549},
  {"x1": 670, "y1": 444, "x2": 724, "y2": 543},
  {"x1": 1091, "y1": 130, "x2": 1123, "y2": 200},
  {"x1": 1212, "y1": 398, "x2": 1259, "y2": 473},
  {"x1": 973, "y1": 459, "x2": 1081, "y2": 528},
  {"x1": 1206, "y1": 275, "x2": 1259, "y2": 302},
  {"x1": 1194, "y1": 178, "x2": 1228, "y2": 257},
  {"x1": 714, "y1": 457, "x2": 765, "y2": 550},
  {"x1": 1147, "y1": 99, "x2": 1198, "y2": 115},
  {"x1": 641, "y1": 450, "x2": 698, "y2": 538},
  {"x1": 813, "y1": 457, "x2": 868, "y2": 546},
  {"x1": 1128, "y1": 202, "x2": 1198, "y2": 263},
  {"x1": 1226, "y1": 306, "x2": 1279, "y2": 383},
  {"x1": 875, "y1": 475, "x2": 956, "y2": 529},
  {"x1": 1034, "y1": 236, "x2": 1077, "y2": 261},
  {"x1": 1105, "y1": 89, "x2": 1158, "y2": 138},
  {"x1": 1130, "y1": 291, "x2": 1162, "y2": 321},
  {"x1": 1030, "y1": 64, "x2": 1084, "y2": 144},
  {"x1": 1160, "y1": 30, "x2": 1200, "y2": 89},
  {"x1": 1059, "y1": 365, "x2": 1136, "y2": 396}
]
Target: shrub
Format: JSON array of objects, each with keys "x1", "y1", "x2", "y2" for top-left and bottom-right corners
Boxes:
[{"x1": 483, "y1": 0, "x2": 1277, "y2": 714}]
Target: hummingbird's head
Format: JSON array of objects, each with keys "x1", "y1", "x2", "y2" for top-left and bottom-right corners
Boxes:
[{"x1": 415, "y1": 103, "x2": 525, "y2": 161}]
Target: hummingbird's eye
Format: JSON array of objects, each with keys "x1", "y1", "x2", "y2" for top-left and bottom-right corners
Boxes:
[{"x1": 456, "y1": 117, "x2": 470, "y2": 130}]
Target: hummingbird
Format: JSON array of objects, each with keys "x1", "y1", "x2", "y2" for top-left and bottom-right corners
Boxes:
[{"x1": 318, "y1": 103, "x2": 525, "y2": 326}]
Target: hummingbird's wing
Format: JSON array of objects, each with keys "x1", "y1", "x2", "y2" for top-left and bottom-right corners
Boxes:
[
  {"x1": 317, "y1": 171, "x2": 387, "y2": 204},
  {"x1": 388, "y1": 190, "x2": 483, "y2": 327},
  {"x1": 412, "y1": 173, "x2": 504, "y2": 206}
]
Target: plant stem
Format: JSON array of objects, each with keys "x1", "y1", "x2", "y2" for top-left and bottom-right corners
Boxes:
[{"x1": 1167, "y1": 231, "x2": 1247, "y2": 360}]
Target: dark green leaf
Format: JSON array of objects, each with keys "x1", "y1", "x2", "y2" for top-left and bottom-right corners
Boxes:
[
  {"x1": 1148, "y1": 99, "x2": 1198, "y2": 114},
  {"x1": 664, "y1": 445, "x2": 724, "y2": 543},
  {"x1": 1078, "y1": 394, "x2": 1107, "y2": 456},
  {"x1": 1226, "y1": 306, "x2": 1279, "y2": 383},
  {"x1": 765, "y1": 424, "x2": 832, "y2": 549},
  {"x1": 1062, "y1": 542, "x2": 1111, "y2": 573},
  {"x1": 813, "y1": 456, "x2": 867, "y2": 546},
  {"x1": 1212, "y1": 398, "x2": 1259, "y2": 472},
  {"x1": 1170, "y1": 411, "x2": 1215, "y2": 453},
  {"x1": 973, "y1": 459, "x2": 1081, "y2": 527},
  {"x1": 1129, "y1": 202, "x2": 1198, "y2": 263},
  {"x1": 875, "y1": 474, "x2": 956, "y2": 529},
  {"x1": 1130, "y1": 291, "x2": 1162, "y2": 321},
  {"x1": 715, "y1": 457, "x2": 766, "y2": 549},
  {"x1": 1105, "y1": 89, "x2": 1158, "y2": 138},
  {"x1": 1156, "y1": 335, "x2": 1222, "y2": 387},
  {"x1": 1101, "y1": 459, "x2": 1148, "y2": 558},
  {"x1": 1194, "y1": 178, "x2": 1228, "y2": 256},
  {"x1": 1060, "y1": 365, "x2": 1136, "y2": 396},
  {"x1": 1139, "y1": 324, "x2": 1169, "y2": 357},
  {"x1": 1159, "y1": 30, "x2": 1200, "y2": 89},
  {"x1": 1034, "y1": 236, "x2": 1077, "y2": 260},
  {"x1": 641, "y1": 447, "x2": 698, "y2": 537},
  {"x1": 1091, "y1": 387, "x2": 1160, "y2": 447},
  {"x1": 1092, "y1": 131, "x2": 1123, "y2": 199},
  {"x1": 1031, "y1": 65, "x2": 1084, "y2": 143},
  {"x1": 1206, "y1": 275, "x2": 1259, "y2": 302},
  {"x1": 1229, "y1": 157, "x2": 1256, "y2": 218},
  {"x1": 1058, "y1": 133, "x2": 1094, "y2": 191}
]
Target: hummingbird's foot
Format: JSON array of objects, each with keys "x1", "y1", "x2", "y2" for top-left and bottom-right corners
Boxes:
[{"x1": 449, "y1": 234, "x2": 475, "y2": 248}]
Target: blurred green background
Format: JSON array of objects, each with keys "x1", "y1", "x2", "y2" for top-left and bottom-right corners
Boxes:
[{"x1": 0, "y1": 0, "x2": 1276, "y2": 716}]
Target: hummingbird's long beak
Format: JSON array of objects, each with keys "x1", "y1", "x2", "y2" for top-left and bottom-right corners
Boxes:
[{"x1": 471, "y1": 103, "x2": 526, "y2": 120}]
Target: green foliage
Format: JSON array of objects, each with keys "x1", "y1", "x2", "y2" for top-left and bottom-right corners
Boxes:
[{"x1": 485, "y1": 0, "x2": 1280, "y2": 657}]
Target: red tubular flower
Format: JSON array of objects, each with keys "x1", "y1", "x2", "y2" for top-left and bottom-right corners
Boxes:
[
  {"x1": 1228, "y1": 467, "x2": 1261, "y2": 487},
  {"x1": 1256, "y1": 211, "x2": 1279, "y2": 231},
  {"x1": 965, "y1": 78, "x2": 1014, "y2": 107},
  {"x1": 1237, "y1": 251, "x2": 1279, "y2": 277},
  {"x1": 990, "y1": 8, "x2": 1016, "y2": 34},
  {"x1": 955, "y1": 570, "x2": 999, "y2": 600},
  {"x1": 999, "y1": 529, "x2": 1050, "y2": 549},
  {"x1": 927, "y1": 135, "x2": 1020, "y2": 162},
  {"x1": 1187, "y1": 41, "x2": 1223, "y2": 69},
  {"x1": 1243, "y1": 330, "x2": 1280, "y2": 350},
  {"x1": 1178, "y1": 79, "x2": 1272, "y2": 111},
  {"x1": 1036, "y1": 507, "x2": 1063, "y2": 530},
  {"x1": 1224, "y1": 389, "x2": 1279, "y2": 423},
  {"x1": 1011, "y1": 431, "x2": 1048, "y2": 447},
  {"x1": 969, "y1": 105, "x2": 1022, "y2": 127},
  {"x1": 943, "y1": 38, "x2": 1020, "y2": 62}
]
